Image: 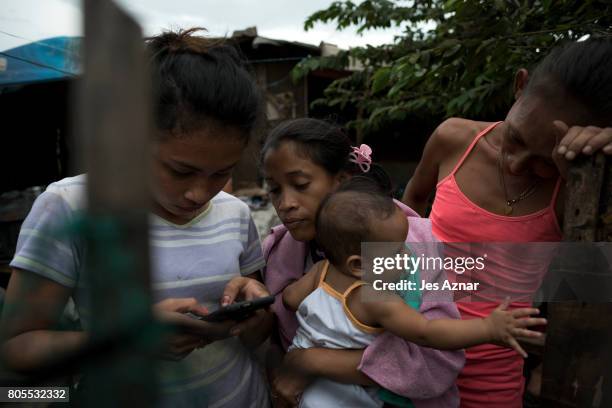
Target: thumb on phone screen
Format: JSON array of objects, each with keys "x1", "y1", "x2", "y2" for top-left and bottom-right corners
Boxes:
[{"x1": 222, "y1": 276, "x2": 270, "y2": 306}]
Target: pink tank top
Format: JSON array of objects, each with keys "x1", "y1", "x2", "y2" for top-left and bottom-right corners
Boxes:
[
  {"x1": 429, "y1": 121, "x2": 563, "y2": 407},
  {"x1": 431, "y1": 121, "x2": 562, "y2": 243}
]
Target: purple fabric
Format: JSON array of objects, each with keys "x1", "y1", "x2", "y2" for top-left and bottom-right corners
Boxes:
[
  {"x1": 263, "y1": 224, "x2": 307, "y2": 350},
  {"x1": 262, "y1": 200, "x2": 464, "y2": 407},
  {"x1": 359, "y1": 215, "x2": 464, "y2": 407}
]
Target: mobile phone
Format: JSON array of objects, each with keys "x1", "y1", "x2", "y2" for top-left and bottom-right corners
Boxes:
[{"x1": 186, "y1": 295, "x2": 275, "y2": 323}]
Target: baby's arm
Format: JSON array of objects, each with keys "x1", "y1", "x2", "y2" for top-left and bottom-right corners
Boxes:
[
  {"x1": 363, "y1": 287, "x2": 545, "y2": 357},
  {"x1": 282, "y1": 262, "x2": 323, "y2": 311}
]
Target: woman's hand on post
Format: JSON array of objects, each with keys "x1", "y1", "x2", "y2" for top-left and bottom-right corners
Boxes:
[{"x1": 553, "y1": 120, "x2": 612, "y2": 178}]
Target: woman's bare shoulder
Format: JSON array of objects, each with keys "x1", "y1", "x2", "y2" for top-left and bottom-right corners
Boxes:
[{"x1": 432, "y1": 118, "x2": 492, "y2": 151}]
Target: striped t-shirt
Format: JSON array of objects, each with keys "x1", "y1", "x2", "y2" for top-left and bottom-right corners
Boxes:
[{"x1": 10, "y1": 175, "x2": 270, "y2": 408}]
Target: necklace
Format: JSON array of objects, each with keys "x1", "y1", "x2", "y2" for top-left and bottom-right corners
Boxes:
[{"x1": 497, "y1": 150, "x2": 538, "y2": 215}]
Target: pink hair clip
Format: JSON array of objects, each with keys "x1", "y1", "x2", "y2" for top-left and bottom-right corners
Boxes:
[{"x1": 349, "y1": 144, "x2": 373, "y2": 173}]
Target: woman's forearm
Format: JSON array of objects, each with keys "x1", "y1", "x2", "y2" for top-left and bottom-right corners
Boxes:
[
  {"x1": 299, "y1": 348, "x2": 376, "y2": 386},
  {"x1": 2, "y1": 330, "x2": 88, "y2": 373}
]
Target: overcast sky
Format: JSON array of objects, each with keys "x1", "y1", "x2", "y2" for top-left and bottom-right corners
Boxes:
[{"x1": 1, "y1": 0, "x2": 404, "y2": 50}]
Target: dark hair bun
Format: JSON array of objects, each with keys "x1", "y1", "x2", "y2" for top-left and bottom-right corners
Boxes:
[{"x1": 146, "y1": 28, "x2": 262, "y2": 140}]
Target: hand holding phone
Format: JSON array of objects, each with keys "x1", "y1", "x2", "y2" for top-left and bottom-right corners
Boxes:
[
  {"x1": 186, "y1": 295, "x2": 275, "y2": 323},
  {"x1": 153, "y1": 297, "x2": 234, "y2": 357}
]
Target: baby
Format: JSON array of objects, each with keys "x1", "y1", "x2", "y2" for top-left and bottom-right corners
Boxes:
[{"x1": 283, "y1": 176, "x2": 545, "y2": 408}]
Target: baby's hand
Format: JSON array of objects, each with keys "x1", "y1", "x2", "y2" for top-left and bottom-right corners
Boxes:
[{"x1": 484, "y1": 298, "x2": 547, "y2": 358}]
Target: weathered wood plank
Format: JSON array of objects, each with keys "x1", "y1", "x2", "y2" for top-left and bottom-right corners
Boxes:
[{"x1": 541, "y1": 154, "x2": 612, "y2": 408}]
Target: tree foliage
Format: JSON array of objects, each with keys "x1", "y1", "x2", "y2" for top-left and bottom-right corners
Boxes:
[{"x1": 294, "y1": 0, "x2": 612, "y2": 137}]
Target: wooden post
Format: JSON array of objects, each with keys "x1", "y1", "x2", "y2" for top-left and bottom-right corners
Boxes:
[
  {"x1": 75, "y1": 0, "x2": 157, "y2": 405},
  {"x1": 541, "y1": 154, "x2": 612, "y2": 407}
]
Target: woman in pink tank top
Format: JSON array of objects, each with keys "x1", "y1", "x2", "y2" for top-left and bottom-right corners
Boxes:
[{"x1": 402, "y1": 39, "x2": 612, "y2": 407}]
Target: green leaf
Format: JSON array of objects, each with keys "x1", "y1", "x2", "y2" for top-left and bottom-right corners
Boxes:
[
  {"x1": 371, "y1": 67, "x2": 392, "y2": 94},
  {"x1": 443, "y1": 43, "x2": 462, "y2": 58}
]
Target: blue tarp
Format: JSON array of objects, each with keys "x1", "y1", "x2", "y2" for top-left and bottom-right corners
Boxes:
[{"x1": 0, "y1": 36, "x2": 82, "y2": 87}]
